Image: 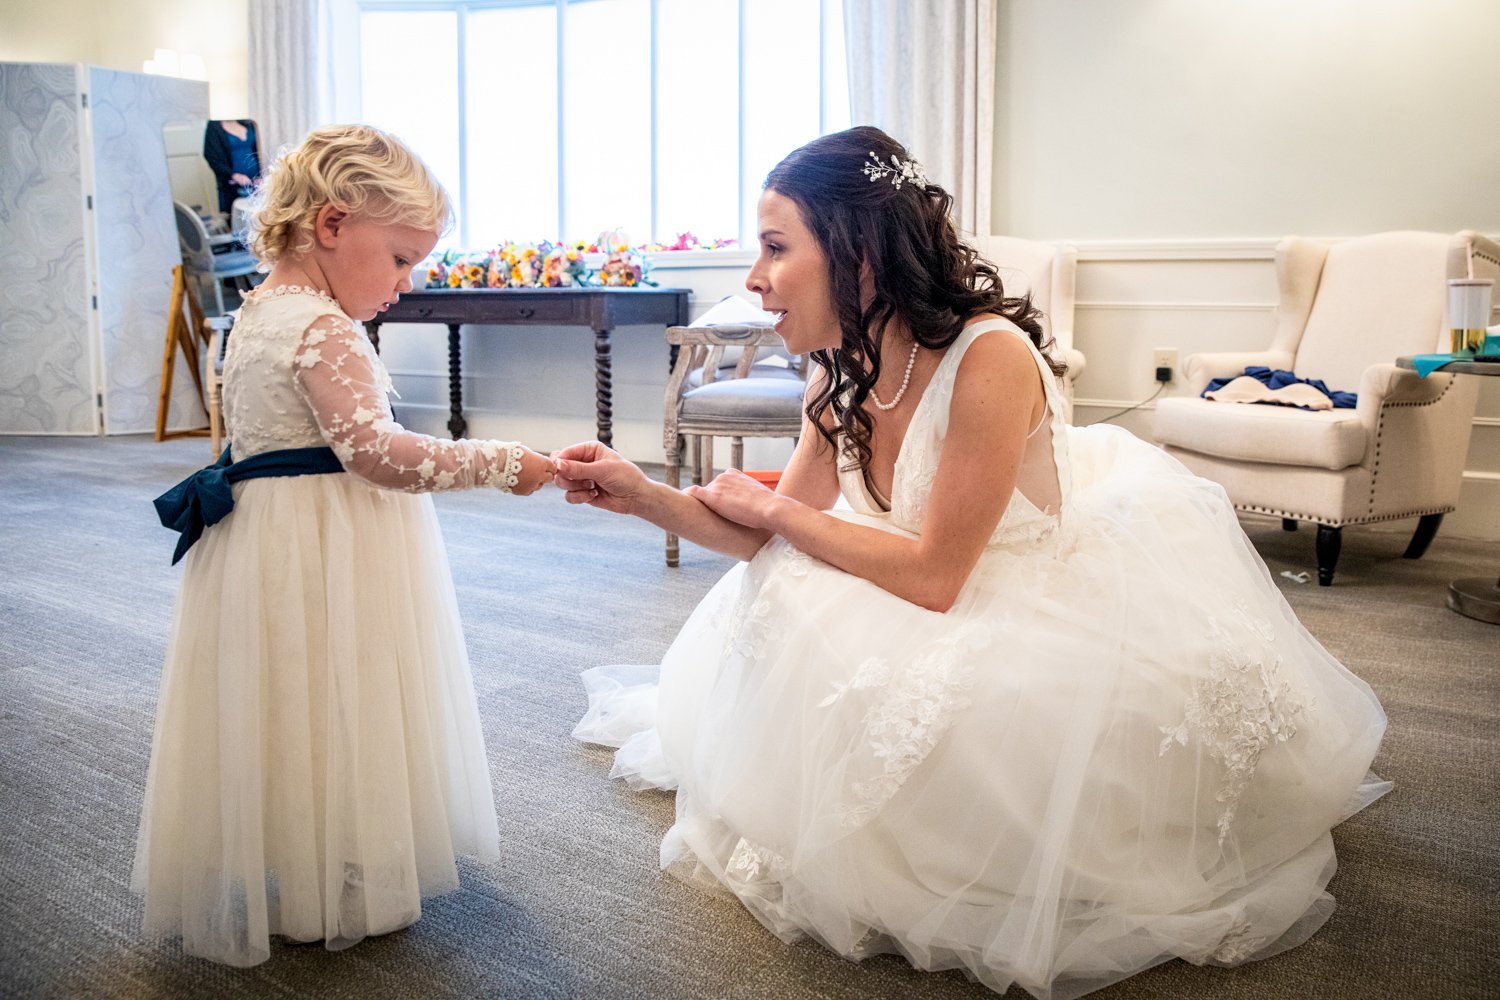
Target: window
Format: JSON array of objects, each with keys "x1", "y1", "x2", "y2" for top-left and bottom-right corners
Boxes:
[{"x1": 352, "y1": 0, "x2": 849, "y2": 251}]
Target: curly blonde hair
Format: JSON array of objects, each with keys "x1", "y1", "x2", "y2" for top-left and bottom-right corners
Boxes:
[{"x1": 247, "y1": 124, "x2": 453, "y2": 267}]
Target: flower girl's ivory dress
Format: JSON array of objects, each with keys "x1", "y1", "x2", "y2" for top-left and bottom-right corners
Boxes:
[
  {"x1": 575, "y1": 318, "x2": 1389, "y2": 999},
  {"x1": 135, "y1": 287, "x2": 518, "y2": 966}
]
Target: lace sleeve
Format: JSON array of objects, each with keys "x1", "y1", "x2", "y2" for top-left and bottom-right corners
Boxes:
[{"x1": 292, "y1": 314, "x2": 523, "y2": 492}]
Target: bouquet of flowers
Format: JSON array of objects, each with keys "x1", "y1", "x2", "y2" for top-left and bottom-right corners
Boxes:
[
  {"x1": 422, "y1": 231, "x2": 734, "y2": 290},
  {"x1": 587, "y1": 230, "x2": 651, "y2": 287}
]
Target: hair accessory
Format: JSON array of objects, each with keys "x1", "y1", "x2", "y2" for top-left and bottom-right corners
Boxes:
[{"x1": 862, "y1": 151, "x2": 929, "y2": 191}]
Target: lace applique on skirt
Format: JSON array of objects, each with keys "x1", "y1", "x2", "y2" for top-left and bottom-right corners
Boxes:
[
  {"x1": 1158, "y1": 602, "x2": 1313, "y2": 843},
  {"x1": 835, "y1": 624, "x2": 993, "y2": 829}
]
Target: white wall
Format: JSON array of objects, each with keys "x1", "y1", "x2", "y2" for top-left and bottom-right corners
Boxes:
[
  {"x1": 0, "y1": 0, "x2": 249, "y2": 119},
  {"x1": 994, "y1": 0, "x2": 1500, "y2": 240}
]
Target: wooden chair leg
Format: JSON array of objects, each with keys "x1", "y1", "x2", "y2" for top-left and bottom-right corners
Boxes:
[
  {"x1": 688, "y1": 436, "x2": 703, "y2": 487},
  {"x1": 1282, "y1": 518, "x2": 1298, "y2": 532},
  {"x1": 1316, "y1": 524, "x2": 1342, "y2": 587},
  {"x1": 208, "y1": 369, "x2": 223, "y2": 456},
  {"x1": 730, "y1": 437, "x2": 744, "y2": 472},
  {"x1": 1403, "y1": 513, "x2": 1443, "y2": 560},
  {"x1": 665, "y1": 434, "x2": 682, "y2": 567},
  {"x1": 699, "y1": 435, "x2": 714, "y2": 486}
]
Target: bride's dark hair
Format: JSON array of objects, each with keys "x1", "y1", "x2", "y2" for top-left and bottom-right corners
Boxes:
[{"x1": 763, "y1": 125, "x2": 1062, "y2": 470}]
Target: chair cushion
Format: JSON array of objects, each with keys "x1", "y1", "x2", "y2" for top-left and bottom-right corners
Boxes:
[
  {"x1": 209, "y1": 249, "x2": 259, "y2": 277},
  {"x1": 1153, "y1": 396, "x2": 1367, "y2": 470},
  {"x1": 680, "y1": 377, "x2": 806, "y2": 427}
]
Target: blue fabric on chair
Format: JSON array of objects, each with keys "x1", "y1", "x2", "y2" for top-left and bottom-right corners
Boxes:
[
  {"x1": 1202, "y1": 366, "x2": 1357, "y2": 408},
  {"x1": 154, "y1": 446, "x2": 343, "y2": 564}
]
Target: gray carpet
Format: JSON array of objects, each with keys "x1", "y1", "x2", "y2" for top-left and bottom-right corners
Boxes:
[{"x1": 0, "y1": 434, "x2": 1495, "y2": 1000}]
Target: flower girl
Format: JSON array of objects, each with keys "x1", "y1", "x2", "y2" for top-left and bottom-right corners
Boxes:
[{"x1": 135, "y1": 124, "x2": 553, "y2": 966}]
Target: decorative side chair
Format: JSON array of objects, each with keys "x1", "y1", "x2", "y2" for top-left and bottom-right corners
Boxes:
[
  {"x1": 1153, "y1": 230, "x2": 1500, "y2": 585},
  {"x1": 174, "y1": 200, "x2": 258, "y2": 316},
  {"x1": 976, "y1": 235, "x2": 1085, "y2": 421},
  {"x1": 663, "y1": 323, "x2": 808, "y2": 566}
]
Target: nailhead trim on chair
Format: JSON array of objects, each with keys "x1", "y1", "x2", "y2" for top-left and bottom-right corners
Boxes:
[
  {"x1": 1234, "y1": 503, "x2": 1456, "y2": 529},
  {"x1": 1366, "y1": 374, "x2": 1456, "y2": 516}
]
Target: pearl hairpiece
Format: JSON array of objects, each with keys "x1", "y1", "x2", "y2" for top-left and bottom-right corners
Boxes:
[{"x1": 862, "y1": 151, "x2": 929, "y2": 190}]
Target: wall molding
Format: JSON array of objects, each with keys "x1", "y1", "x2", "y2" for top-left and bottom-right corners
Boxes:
[
  {"x1": 1068, "y1": 234, "x2": 1500, "y2": 263},
  {"x1": 1077, "y1": 300, "x2": 1275, "y2": 313},
  {"x1": 1072, "y1": 238, "x2": 1278, "y2": 262}
]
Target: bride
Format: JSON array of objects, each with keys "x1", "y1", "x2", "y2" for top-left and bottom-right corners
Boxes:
[{"x1": 554, "y1": 126, "x2": 1389, "y2": 1000}]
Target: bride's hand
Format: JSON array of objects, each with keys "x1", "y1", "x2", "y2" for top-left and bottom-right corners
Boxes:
[
  {"x1": 552, "y1": 440, "x2": 651, "y2": 515},
  {"x1": 687, "y1": 469, "x2": 787, "y2": 530}
]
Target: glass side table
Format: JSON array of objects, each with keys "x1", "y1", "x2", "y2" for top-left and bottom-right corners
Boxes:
[{"x1": 1396, "y1": 355, "x2": 1500, "y2": 624}]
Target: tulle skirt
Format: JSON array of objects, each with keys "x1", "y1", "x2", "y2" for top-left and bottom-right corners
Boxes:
[
  {"x1": 575, "y1": 425, "x2": 1389, "y2": 1000},
  {"x1": 133, "y1": 474, "x2": 498, "y2": 967}
]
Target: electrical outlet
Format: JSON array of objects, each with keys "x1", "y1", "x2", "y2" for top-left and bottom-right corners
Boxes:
[{"x1": 1152, "y1": 348, "x2": 1178, "y2": 383}]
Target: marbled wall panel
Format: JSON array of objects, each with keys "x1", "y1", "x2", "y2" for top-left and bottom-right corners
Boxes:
[
  {"x1": 0, "y1": 63, "x2": 95, "y2": 434},
  {"x1": 88, "y1": 68, "x2": 208, "y2": 434}
]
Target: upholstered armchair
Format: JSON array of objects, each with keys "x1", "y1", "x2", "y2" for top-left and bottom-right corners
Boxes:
[
  {"x1": 663, "y1": 324, "x2": 808, "y2": 566},
  {"x1": 1154, "y1": 230, "x2": 1499, "y2": 585},
  {"x1": 976, "y1": 236, "x2": 1084, "y2": 421}
]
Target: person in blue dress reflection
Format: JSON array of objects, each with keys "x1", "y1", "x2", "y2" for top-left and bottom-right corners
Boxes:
[{"x1": 203, "y1": 119, "x2": 261, "y2": 218}]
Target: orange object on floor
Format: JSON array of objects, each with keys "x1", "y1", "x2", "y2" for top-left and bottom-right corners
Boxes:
[{"x1": 744, "y1": 469, "x2": 782, "y2": 490}]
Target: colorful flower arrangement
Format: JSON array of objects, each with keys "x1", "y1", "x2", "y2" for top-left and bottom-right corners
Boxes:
[
  {"x1": 423, "y1": 231, "x2": 736, "y2": 290},
  {"x1": 427, "y1": 241, "x2": 588, "y2": 290}
]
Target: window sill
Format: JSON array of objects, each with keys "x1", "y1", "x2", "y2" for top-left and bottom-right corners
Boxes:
[{"x1": 644, "y1": 249, "x2": 757, "y2": 270}]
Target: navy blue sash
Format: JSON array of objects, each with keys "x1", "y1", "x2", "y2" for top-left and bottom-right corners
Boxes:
[{"x1": 154, "y1": 446, "x2": 344, "y2": 564}]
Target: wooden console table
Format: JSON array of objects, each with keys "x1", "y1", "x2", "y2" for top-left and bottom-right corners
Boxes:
[{"x1": 366, "y1": 286, "x2": 690, "y2": 445}]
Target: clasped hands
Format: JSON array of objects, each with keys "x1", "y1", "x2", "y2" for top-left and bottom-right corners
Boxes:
[{"x1": 548, "y1": 440, "x2": 782, "y2": 528}]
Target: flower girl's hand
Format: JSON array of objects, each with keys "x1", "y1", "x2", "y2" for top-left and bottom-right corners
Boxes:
[
  {"x1": 687, "y1": 469, "x2": 786, "y2": 530},
  {"x1": 510, "y1": 446, "x2": 556, "y2": 496}
]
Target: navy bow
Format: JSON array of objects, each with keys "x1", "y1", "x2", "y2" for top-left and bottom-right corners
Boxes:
[{"x1": 154, "y1": 446, "x2": 344, "y2": 564}]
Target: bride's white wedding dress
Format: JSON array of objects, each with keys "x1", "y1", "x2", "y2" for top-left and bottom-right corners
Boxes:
[{"x1": 574, "y1": 319, "x2": 1388, "y2": 999}]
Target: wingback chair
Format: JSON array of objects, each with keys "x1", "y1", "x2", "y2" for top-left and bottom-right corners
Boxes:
[
  {"x1": 977, "y1": 236, "x2": 1084, "y2": 422},
  {"x1": 1153, "y1": 230, "x2": 1500, "y2": 585}
]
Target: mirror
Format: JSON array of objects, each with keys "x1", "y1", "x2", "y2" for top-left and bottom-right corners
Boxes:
[
  {"x1": 161, "y1": 119, "x2": 265, "y2": 315},
  {"x1": 161, "y1": 119, "x2": 262, "y2": 237}
]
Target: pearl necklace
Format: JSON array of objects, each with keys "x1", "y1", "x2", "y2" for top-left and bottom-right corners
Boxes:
[{"x1": 870, "y1": 341, "x2": 919, "y2": 411}]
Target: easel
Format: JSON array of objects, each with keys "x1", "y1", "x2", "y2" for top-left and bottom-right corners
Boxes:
[{"x1": 155, "y1": 264, "x2": 212, "y2": 441}]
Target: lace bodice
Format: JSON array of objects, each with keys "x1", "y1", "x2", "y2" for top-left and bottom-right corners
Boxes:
[
  {"x1": 222, "y1": 286, "x2": 522, "y2": 492},
  {"x1": 838, "y1": 320, "x2": 1070, "y2": 546}
]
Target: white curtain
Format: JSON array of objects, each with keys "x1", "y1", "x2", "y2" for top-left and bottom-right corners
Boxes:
[
  {"x1": 248, "y1": 0, "x2": 333, "y2": 162},
  {"x1": 844, "y1": 0, "x2": 997, "y2": 237}
]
